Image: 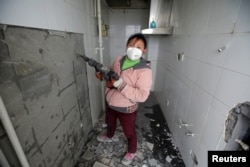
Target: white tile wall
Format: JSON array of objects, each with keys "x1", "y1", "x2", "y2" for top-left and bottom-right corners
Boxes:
[
  {"x1": 159, "y1": 69, "x2": 173, "y2": 124},
  {"x1": 124, "y1": 9, "x2": 149, "y2": 28},
  {"x1": 171, "y1": 123, "x2": 186, "y2": 148},
  {"x1": 174, "y1": 81, "x2": 193, "y2": 124},
  {"x1": 45, "y1": 0, "x2": 84, "y2": 32},
  {"x1": 109, "y1": 10, "x2": 126, "y2": 26},
  {"x1": 194, "y1": 145, "x2": 207, "y2": 167},
  {"x1": 224, "y1": 34, "x2": 250, "y2": 76},
  {"x1": 154, "y1": 63, "x2": 166, "y2": 103},
  {"x1": 195, "y1": 61, "x2": 222, "y2": 95},
  {"x1": 180, "y1": 56, "x2": 199, "y2": 83},
  {"x1": 109, "y1": 25, "x2": 126, "y2": 38},
  {"x1": 166, "y1": 35, "x2": 188, "y2": 54},
  {"x1": 206, "y1": 0, "x2": 241, "y2": 34},
  {"x1": 186, "y1": 87, "x2": 213, "y2": 137},
  {"x1": 0, "y1": 0, "x2": 94, "y2": 33},
  {"x1": 149, "y1": 60, "x2": 157, "y2": 91},
  {"x1": 216, "y1": 134, "x2": 227, "y2": 150},
  {"x1": 189, "y1": 0, "x2": 212, "y2": 34},
  {"x1": 180, "y1": 138, "x2": 198, "y2": 167},
  {"x1": 172, "y1": 0, "x2": 194, "y2": 34},
  {"x1": 154, "y1": 0, "x2": 250, "y2": 166},
  {"x1": 199, "y1": 99, "x2": 229, "y2": 150},
  {"x1": 125, "y1": 25, "x2": 142, "y2": 38},
  {"x1": 186, "y1": 34, "x2": 231, "y2": 67},
  {"x1": 214, "y1": 69, "x2": 250, "y2": 107},
  {"x1": 147, "y1": 36, "x2": 160, "y2": 60},
  {"x1": 108, "y1": 9, "x2": 149, "y2": 61},
  {"x1": 234, "y1": 0, "x2": 250, "y2": 32},
  {"x1": 158, "y1": 36, "x2": 174, "y2": 54},
  {"x1": 161, "y1": 70, "x2": 181, "y2": 131},
  {"x1": 0, "y1": 0, "x2": 48, "y2": 29}
]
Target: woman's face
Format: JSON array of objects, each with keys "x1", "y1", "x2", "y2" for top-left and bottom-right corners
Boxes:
[{"x1": 127, "y1": 38, "x2": 146, "y2": 54}]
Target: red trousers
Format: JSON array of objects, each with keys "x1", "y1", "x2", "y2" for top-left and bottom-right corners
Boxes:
[{"x1": 106, "y1": 107, "x2": 137, "y2": 153}]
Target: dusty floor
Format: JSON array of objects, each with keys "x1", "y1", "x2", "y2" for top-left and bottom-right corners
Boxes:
[{"x1": 75, "y1": 92, "x2": 185, "y2": 167}]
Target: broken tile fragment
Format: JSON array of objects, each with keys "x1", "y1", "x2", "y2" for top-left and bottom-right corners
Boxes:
[
  {"x1": 166, "y1": 155, "x2": 172, "y2": 163},
  {"x1": 95, "y1": 144, "x2": 105, "y2": 154},
  {"x1": 92, "y1": 161, "x2": 109, "y2": 167},
  {"x1": 81, "y1": 149, "x2": 94, "y2": 161},
  {"x1": 110, "y1": 156, "x2": 120, "y2": 167},
  {"x1": 101, "y1": 157, "x2": 111, "y2": 165},
  {"x1": 146, "y1": 142, "x2": 154, "y2": 150},
  {"x1": 106, "y1": 143, "x2": 113, "y2": 153},
  {"x1": 136, "y1": 150, "x2": 144, "y2": 160},
  {"x1": 148, "y1": 158, "x2": 158, "y2": 166}
]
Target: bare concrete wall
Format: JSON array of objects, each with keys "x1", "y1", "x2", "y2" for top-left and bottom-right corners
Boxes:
[{"x1": 0, "y1": 25, "x2": 92, "y2": 167}]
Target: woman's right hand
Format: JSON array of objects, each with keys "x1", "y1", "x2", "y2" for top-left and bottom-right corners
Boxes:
[{"x1": 95, "y1": 72, "x2": 103, "y2": 81}]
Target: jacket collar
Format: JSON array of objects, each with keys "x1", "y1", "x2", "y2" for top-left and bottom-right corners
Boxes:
[{"x1": 120, "y1": 55, "x2": 151, "y2": 70}]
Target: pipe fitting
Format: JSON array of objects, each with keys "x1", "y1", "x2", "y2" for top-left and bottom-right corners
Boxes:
[
  {"x1": 218, "y1": 46, "x2": 226, "y2": 53},
  {"x1": 179, "y1": 119, "x2": 192, "y2": 128},
  {"x1": 185, "y1": 132, "x2": 195, "y2": 136}
]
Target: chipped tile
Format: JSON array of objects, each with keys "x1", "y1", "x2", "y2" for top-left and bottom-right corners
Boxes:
[{"x1": 146, "y1": 142, "x2": 154, "y2": 151}]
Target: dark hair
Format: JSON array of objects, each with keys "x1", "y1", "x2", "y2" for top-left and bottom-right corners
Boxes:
[{"x1": 126, "y1": 33, "x2": 147, "y2": 49}]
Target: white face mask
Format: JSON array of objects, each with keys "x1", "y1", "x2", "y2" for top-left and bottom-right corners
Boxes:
[{"x1": 127, "y1": 47, "x2": 142, "y2": 61}]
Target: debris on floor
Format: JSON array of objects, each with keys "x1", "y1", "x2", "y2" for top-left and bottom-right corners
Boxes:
[{"x1": 75, "y1": 93, "x2": 185, "y2": 167}]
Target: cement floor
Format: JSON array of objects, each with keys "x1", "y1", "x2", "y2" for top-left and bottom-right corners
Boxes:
[{"x1": 75, "y1": 92, "x2": 185, "y2": 167}]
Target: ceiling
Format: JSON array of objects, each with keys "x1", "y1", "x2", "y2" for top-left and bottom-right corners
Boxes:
[{"x1": 105, "y1": 0, "x2": 150, "y2": 9}]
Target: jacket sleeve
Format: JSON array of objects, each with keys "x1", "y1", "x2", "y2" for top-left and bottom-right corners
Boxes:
[{"x1": 118, "y1": 68, "x2": 152, "y2": 102}]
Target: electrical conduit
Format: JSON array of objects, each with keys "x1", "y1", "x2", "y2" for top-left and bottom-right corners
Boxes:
[
  {"x1": 97, "y1": 0, "x2": 106, "y2": 112},
  {"x1": 0, "y1": 96, "x2": 30, "y2": 167}
]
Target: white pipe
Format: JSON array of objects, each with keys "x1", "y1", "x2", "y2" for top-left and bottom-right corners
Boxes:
[
  {"x1": 0, "y1": 148, "x2": 10, "y2": 167},
  {"x1": 0, "y1": 96, "x2": 30, "y2": 167},
  {"x1": 97, "y1": 0, "x2": 103, "y2": 63},
  {"x1": 94, "y1": 0, "x2": 97, "y2": 18},
  {"x1": 97, "y1": 0, "x2": 106, "y2": 112}
]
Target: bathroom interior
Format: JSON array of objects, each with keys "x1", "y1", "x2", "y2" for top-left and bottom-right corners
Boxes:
[{"x1": 0, "y1": 0, "x2": 250, "y2": 167}]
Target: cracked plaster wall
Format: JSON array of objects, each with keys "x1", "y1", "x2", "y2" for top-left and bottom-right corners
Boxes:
[{"x1": 0, "y1": 25, "x2": 92, "y2": 167}]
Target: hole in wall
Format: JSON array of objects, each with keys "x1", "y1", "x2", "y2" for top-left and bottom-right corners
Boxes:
[
  {"x1": 190, "y1": 150, "x2": 198, "y2": 165},
  {"x1": 224, "y1": 102, "x2": 250, "y2": 151}
]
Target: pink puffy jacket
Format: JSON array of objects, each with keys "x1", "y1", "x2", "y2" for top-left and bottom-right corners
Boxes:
[{"x1": 105, "y1": 55, "x2": 152, "y2": 113}]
